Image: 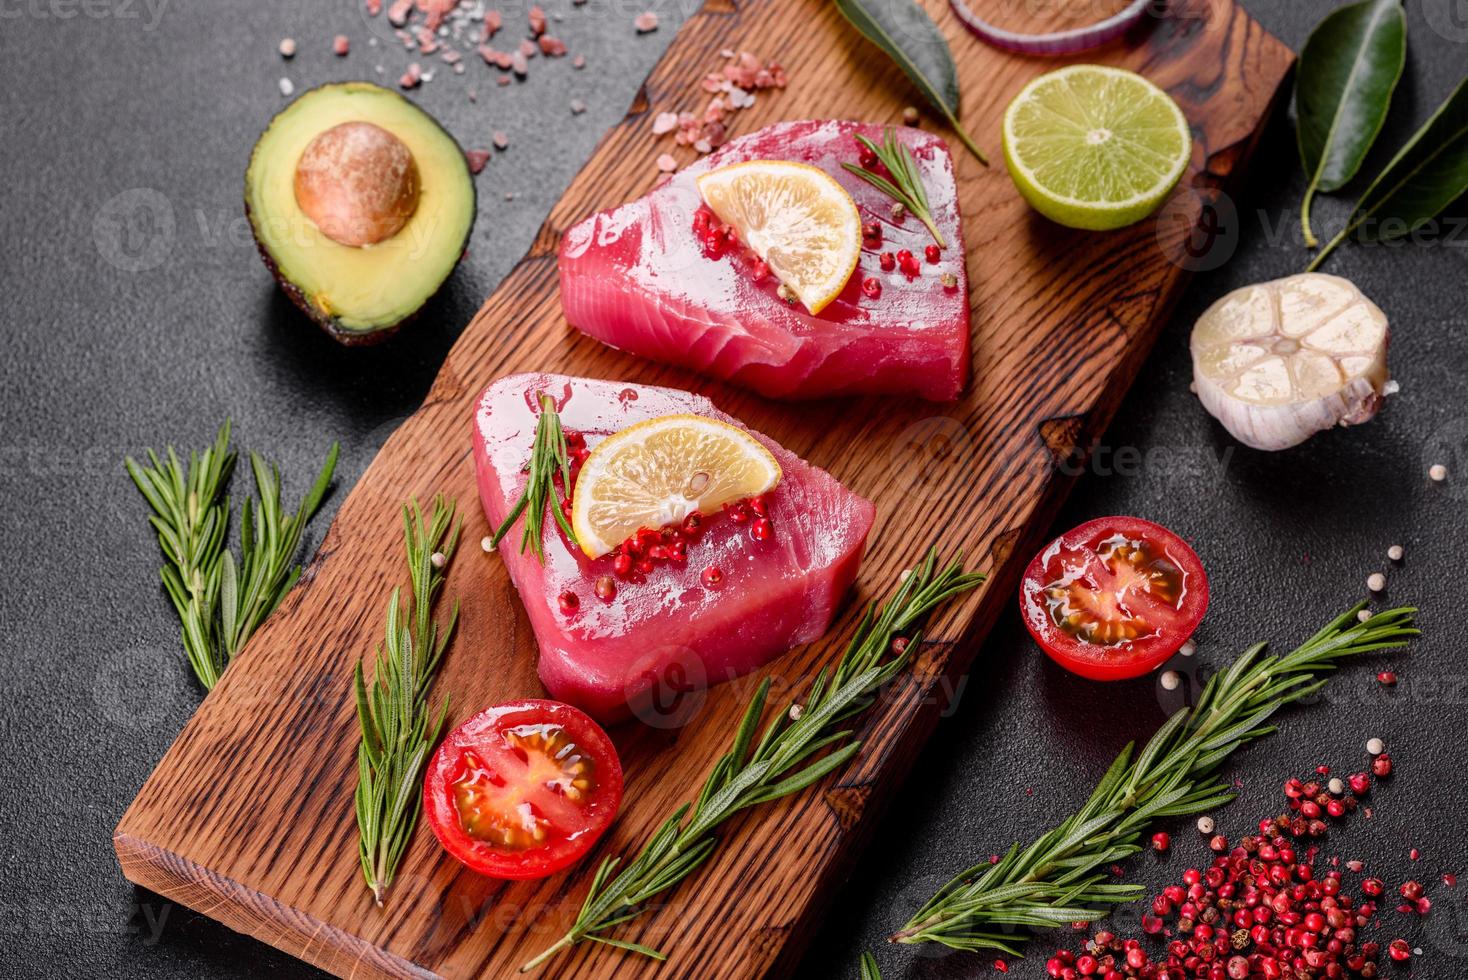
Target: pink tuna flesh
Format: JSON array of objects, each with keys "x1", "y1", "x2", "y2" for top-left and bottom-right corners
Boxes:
[
  {"x1": 558, "y1": 120, "x2": 969, "y2": 401},
  {"x1": 473, "y1": 373, "x2": 876, "y2": 724}
]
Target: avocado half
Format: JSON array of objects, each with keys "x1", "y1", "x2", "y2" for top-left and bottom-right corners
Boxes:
[{"x1": 245, "y1": 82, "x2": 475, "y2": 345}]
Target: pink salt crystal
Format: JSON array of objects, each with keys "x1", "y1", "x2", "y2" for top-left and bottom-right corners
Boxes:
[
  {"x1": 399, "y1": 62, "x2": 423, "y2": 88},
  {"x1": 497, "y1": 73, "x2": 511, "y2": 85},
  {"x1": 481, "y1": 9, "x2": 501, "y2": 38},
  {"x1": 529, "y1": 4, "x2": 547, "y2": 35},
  {"x1": 465, "y1": 149, "x2": 490, "y2": 174},
  {"x1": 572, "y1": 54, "x2": 585, "y2": 68},
  {"x1": 387, "y1": 0, "x2": 413, "y2": 27},
  {"x1": 655, "y1": 153, "x2": 677, "y2": 173},
  {"x1": 511, "y1": 51, "x2": 528, "y2": 75},
  {"x1": 538, "y1": 35, "x2": 566, "y2": 56},
  {"x1": 651, "y1": 111, "x2": 678, "y2": 135},
  {"x1": 493, "y1": 130, "x2": 509, "y2": 149},
  {"x1": 634, "y1": 10, "x2": 658, "y2": 31},
  {"x1": 417, "y1": 0, "x2": 457, "y2": 31},
  {"x1": 366, "y1": 0, "x2": 382, "y2": 15},
  {"x1": 518, "y1": 38, "x2": 537, "y2": 57},
  {"x1": 333, "y1": 34, "x2": 350, "y2": 56}
]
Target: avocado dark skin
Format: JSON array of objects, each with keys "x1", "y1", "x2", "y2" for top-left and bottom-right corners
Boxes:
[{"x1": 244, "y1": 82, "x2": 476, "y2": 346}]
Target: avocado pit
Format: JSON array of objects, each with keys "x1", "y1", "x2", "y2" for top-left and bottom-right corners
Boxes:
[{"x1": 293, "y1": 120, "x2": 420, "y2": 247}]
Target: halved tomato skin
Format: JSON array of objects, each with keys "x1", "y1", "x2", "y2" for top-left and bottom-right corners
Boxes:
[
  {"x1": 1019, "y1": 516, "x2": 1209, "y2": 681},
  {"x1": 424, "y1": 699, "x2": 623, "y2": 880}
]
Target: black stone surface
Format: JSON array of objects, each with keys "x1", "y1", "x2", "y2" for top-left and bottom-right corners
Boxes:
[{"x1": 2, "y1": 1, "x2": 1465, "y2": 978}]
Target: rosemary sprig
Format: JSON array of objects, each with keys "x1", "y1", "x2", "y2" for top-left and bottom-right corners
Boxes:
[
  {"x1": 490, "y1": 393, "x2": 576, "y2": 561},
  {"x1": 860, "y1": 951, "x2": 883, "y2": 980},
  {"x1": 355, "y1": 496, "x2": 462, "y2": 906},
  {"x1": 843, "y1": 127, "x2": 948, "y2": 248},
  {"x1": 520, "y1": 550, "x2": 985, "y2": 973},
  {"x1": 126, "y1": 422, "x2": 338, "y2": 689},
  {"x1": 890, "y1": 603, "x2": 1418, "y2": 955}
]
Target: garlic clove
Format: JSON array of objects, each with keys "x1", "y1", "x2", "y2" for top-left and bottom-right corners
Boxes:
[{"x1": 1191, "y1": 273, "x2": 1390, "y2": 451}]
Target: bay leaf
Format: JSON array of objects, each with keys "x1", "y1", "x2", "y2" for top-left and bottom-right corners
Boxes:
[
  {"x1": 1309, "y1": 76, "x2": 1468, "y2": 270},
  {"x1": 1296, "y1": 0, "x2": 1405, "y2": 246},
  {"x1": 833, "y1": 0, "x2": 987, "y2": 163}
]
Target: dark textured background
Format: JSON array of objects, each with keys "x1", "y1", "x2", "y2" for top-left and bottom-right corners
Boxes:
[{"x1": 2, "y1": 0, "x2": 1465, "y2": 977}]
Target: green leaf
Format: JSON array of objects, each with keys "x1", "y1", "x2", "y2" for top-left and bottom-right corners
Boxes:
[
  {"x1": 860, "y1": 952, "x2": 882, "y2": 980},
  {"x1": 833, "y1": 0, "x2": 986, "y2": 163},
  {"x1": 1309, "y1": 75, "x2": 1468, "y2": 270},
  {"x1": 1296, "y1": 0, "x2": 1406, "y2": 246}
]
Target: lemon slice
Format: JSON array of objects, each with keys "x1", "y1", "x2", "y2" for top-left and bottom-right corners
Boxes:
[
  {"x1": 696, "y1": 160, "x2": 860, "y2": 315},
  {"x1": 571, "y1": 414, "x2": 782, "y2": 558},
  {"x1": 1002, "y1": 65, "x2": 1191, "y2": 231}
]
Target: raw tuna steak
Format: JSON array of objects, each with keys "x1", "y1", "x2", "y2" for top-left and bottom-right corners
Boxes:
[
  {"x1": 558, "y1": 120, "x2": 969, "y2": 401},
  {"x1": 473, "y1": 373, "x2": 875, "y2": 723}
]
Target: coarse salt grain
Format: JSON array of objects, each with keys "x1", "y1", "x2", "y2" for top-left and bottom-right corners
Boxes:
[
  {"x1": 634, "y1": 10, "x2": 659, "y2": 31},
  {"x1": 1430, "y1": 464, "x2": 1448, "y2": 481},
  {"x1": 278, "y1": 77, "x2": 295, "y2": 97},
  {"x1": 1367, "y1": 572, "x2": 1386, "y2": 592},
  {"x1": 333, "y1": 34, "x2": 350, "y2": 56},
  {"x1": 1387, "y1": 544, "x2": 1404, "y2": 561},
  {"x1": 278, "y1": 37, "x2": 296, "y2": 58},
  {"x1": 1179, "y1": 638, "x2": 1196, "y2": 657},
  {"x1": 1160, "y1": 670, "x2": 1181, "y2": 691},
  {"x1": 1357, "y1": 609, "x2": 1372, "y2": 623},
  {"x1": 1366, "y1": 737, "x2": 1385, "y2": 755},
  {"x1": 655, "y1": 153, "x2": 678, "y2": 173},
  {"x1": 652, "y1": 111, "x2": 679, "y2": 135}
]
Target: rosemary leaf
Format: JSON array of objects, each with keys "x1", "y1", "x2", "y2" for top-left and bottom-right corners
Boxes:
[
  {"x1": 126, "y1": 423, "x2": 338, "y2": 690},
  {"x1": 490, "y1": 393, "x2": 577, "y2": 562},
  {"x1": 860, "y1": 951, "x2": 882, "y2": 980},
  {"x1": 519, "y1": 550, "x2": 984, "y2": 973},
  {"x1": 355, "y1": 496, "x2": 462, "y2": 905},
  {"x1": 843, "y1": 129, "x2": 947, "y2": 247},
  {"x1": 890, "y1": 603, "x2": 1418, "y2": 953}
]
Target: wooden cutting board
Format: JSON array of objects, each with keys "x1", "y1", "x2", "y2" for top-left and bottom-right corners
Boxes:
[{"x1": 114, "y1": 0, "x2": 1292, "y2": 975}]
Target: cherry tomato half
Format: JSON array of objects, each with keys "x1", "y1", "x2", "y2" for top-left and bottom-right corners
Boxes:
[
  {"x1": 424, "y1": 699, "x2": 623, "y2": 880},
  {"x1": 1019, "y1": 516, "x2": 1208, "y2": 681}
]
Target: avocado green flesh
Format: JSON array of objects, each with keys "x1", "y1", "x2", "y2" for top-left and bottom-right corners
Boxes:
[{"x1": 245, "y1": 82, "x2": 475, "y2": 338}]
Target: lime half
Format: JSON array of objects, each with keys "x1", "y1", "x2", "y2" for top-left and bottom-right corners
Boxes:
[{"x1": 1002, "y1": 65, "x2": 1191, "y2": 231}]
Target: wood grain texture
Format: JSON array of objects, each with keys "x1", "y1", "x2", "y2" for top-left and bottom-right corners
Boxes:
[{"x1": 114, "y1": 0, "x2": 1292, "y2": 975}]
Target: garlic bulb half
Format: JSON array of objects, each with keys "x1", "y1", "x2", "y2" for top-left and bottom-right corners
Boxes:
[{"x1": 1190, "y1": 273, "x2": 1391, "y2": 451}]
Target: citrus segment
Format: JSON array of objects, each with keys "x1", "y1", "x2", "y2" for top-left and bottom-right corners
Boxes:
[
  {"x1": 696, "y1": 160, "x2": 860, "y2": 314},
  {"x1": 571, "y1": 414, "x2": 782, "y2": 558}
]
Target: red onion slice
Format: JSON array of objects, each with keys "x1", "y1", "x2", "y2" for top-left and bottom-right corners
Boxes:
[{"x1": 949, "y1": 0, "x2": 1153, "y2": 55}]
